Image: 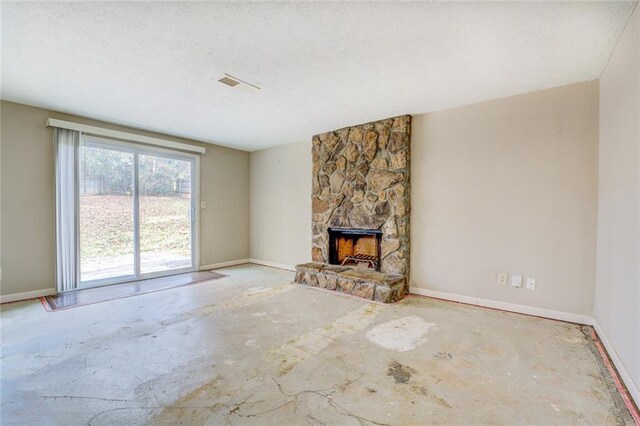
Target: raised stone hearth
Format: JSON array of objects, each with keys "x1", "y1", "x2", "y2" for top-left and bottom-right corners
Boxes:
[
  {"x1": 296, "y1": 115, "x2": 411, "y2": 303},
  {"x1": 294, "y1": 262, "x2": 406, "y2": 303}
]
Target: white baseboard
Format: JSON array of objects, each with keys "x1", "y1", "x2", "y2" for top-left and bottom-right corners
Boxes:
[
  {"x1": 248, "y1": 259, "x2": 296, "y2": 272},
  {"x1": 592, "y1": 319, "x2": 640, "y2": 406},
  {"x1": 200, "y1": 258, "x2": 295, "y2": 272},
  {"x1": 199, "y1": 259, "x2": 250, "y2": 270},
  {"x1": 410, "y1": 288, "x2": 593, "y2": 325},
  {"x1": 0, "y1": 288, "x2": 56, "y2": 304}
]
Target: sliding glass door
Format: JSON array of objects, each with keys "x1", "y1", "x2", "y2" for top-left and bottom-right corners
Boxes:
[
  {"x1": 138, "y1": 153, "x2": 194, "y2": 275},
  {"x1": 79, "y1": 136, "x2": 197, "y2": 287},
  {"x1": 79, "y1": 142, "x2": 136, "y2": 282}
]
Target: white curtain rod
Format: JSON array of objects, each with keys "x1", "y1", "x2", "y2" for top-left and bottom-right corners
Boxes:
[{"x1": 46, "y1": 118, "x2": 206, "y2": 154}]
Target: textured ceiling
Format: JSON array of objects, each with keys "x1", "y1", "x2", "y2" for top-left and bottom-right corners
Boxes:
[{"x1": 1, "y1": 1, "x2": 636, "y2": 151}]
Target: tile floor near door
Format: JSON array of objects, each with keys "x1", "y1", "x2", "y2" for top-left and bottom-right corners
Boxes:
[{"x1": 0, "y1": 265, "x2": 634, "y2": 425}]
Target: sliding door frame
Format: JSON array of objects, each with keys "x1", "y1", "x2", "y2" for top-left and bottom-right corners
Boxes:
[{"x1": 77, "y1": 135, "x2": 200, "y2": 290}]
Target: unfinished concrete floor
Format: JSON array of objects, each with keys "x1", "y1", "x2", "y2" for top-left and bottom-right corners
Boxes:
[{"x1": 1, "y1": 264, "x2": 634, "y2": 425}]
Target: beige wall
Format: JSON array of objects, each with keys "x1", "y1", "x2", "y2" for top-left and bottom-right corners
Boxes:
[
  {"x1": 0, "y1": 101, "x2": 250, "y2": 296},
  {"x1": 249, "y1": 140, "x2": 311, "y2": 266},
  {"x1": 595, "y1": 5, "x2": 639, "y2": 397},
  {"x1": 248, "y1": 81, "x2": 599, "y2": 317},
  {"x1": 412, "y1": 81, "x2": 599, "y2": 315}
]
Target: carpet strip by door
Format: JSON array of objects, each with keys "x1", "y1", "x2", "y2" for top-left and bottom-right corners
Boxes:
[{"x1": 41, "y1": 270, "x2": 227, "y2": 311}]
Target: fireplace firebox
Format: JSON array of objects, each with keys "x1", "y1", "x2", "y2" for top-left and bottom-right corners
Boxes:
[{"x1": 328, "y1": 228, "x2": 382, "y2": 271}]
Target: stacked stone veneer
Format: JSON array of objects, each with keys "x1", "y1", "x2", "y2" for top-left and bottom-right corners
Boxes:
[
  {"x1": 294, "y1": 262, "x2": 406, "y2": 303},
  {"x1": 296, "y1": 115, "x2": 411, "y2": 303}
]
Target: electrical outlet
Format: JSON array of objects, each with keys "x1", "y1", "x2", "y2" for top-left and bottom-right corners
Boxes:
[
  {"x1": 497, "y1": 272, "x2": 508, "y2": 286},
  {"x1": 510, "y1": 275, "x2": 523, "y2": 288},
  {"x1": 526, "y1": 278, "x2": 536, "y2": 290}
]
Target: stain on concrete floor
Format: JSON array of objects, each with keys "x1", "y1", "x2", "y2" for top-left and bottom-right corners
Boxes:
[
  {"x1": 366, "y1": 315, "x2": 435, "y2": 352},
  {"x1": 0, "y1": 264, "x2": 635, "y2": 425},
  {"x1": 387, "y1": 361, "x2": 416, "y2": 384}
]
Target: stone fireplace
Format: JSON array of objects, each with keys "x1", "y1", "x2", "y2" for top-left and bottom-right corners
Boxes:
[{"x1": 295, "y1": 115, "x2": 411, "y2": 303}]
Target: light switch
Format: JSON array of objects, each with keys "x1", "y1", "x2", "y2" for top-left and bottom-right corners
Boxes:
[
  {"x1": 510, "y1": 275, "x2": 523, "y2": 288},
  {"x1": 200, "y1": 201, "x2": 207, "y2": 209}
]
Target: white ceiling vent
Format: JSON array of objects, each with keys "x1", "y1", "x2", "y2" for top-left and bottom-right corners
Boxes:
[{"x1": 217, "y1": 74, "x2": 260, "y2": 93}]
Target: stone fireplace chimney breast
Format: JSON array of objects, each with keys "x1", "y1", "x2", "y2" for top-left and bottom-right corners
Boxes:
[{"x1": 296, "y1": 115, "x2": 411, "y2": 303}]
